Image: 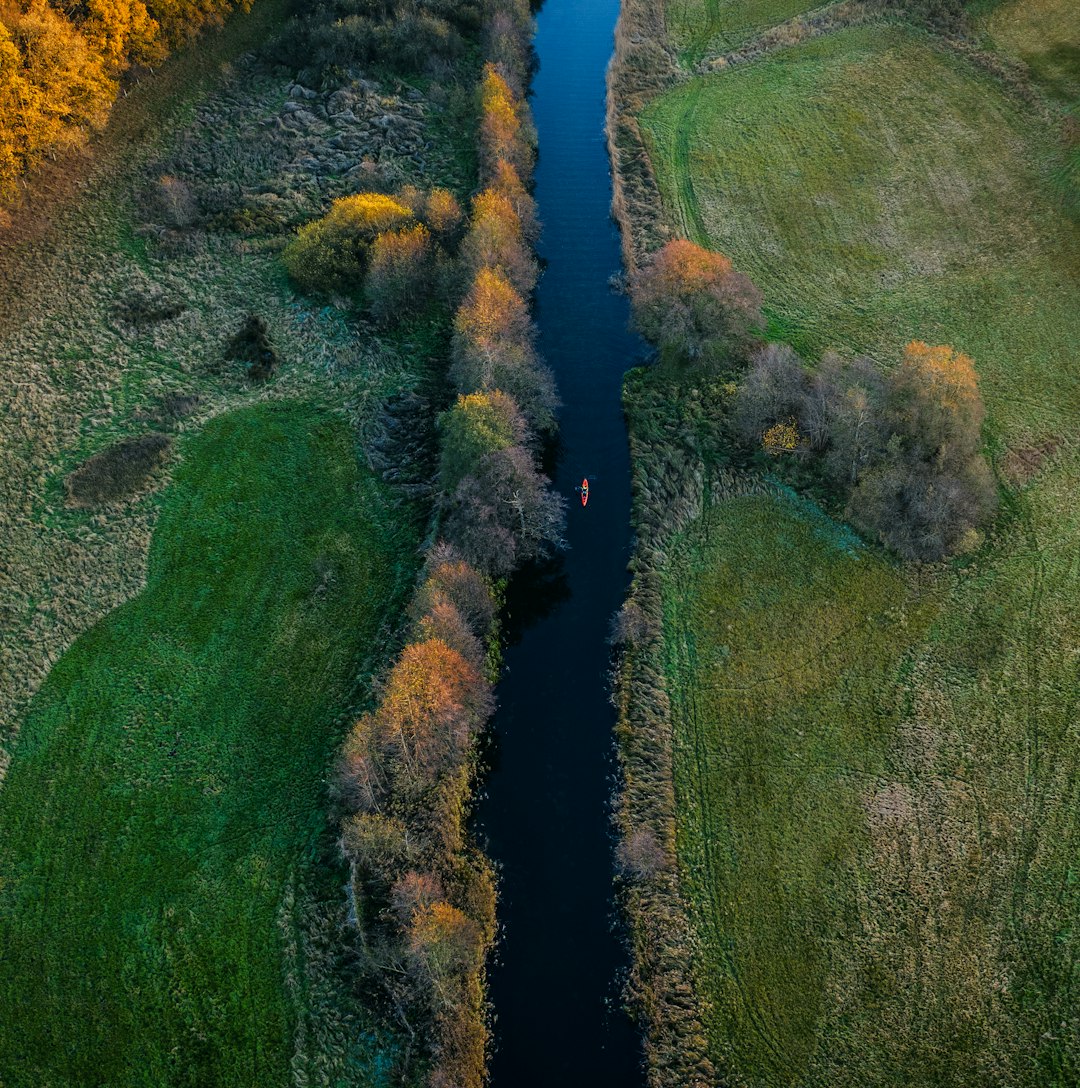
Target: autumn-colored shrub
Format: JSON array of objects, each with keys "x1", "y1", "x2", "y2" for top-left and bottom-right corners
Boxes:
[
  {"x1": 460, "y1": 187, "x2": 537, "y2": 294},
  {"x1": 734, "y1": 338, "x2": 995, "y2": 559},
  {"x1": 848, "y1": 342, "x2": 996, "y2": 559},
  {"x1": 409, "y1": 545, "x2": 496, "y2": 635},
  {"x1": 391, "y1": 870, "x2": 445, "y2": 927},
  {"x1": 406, "y1": 900, "x2": 483, "y2": 1007},
  {"x1": 884, "y1": 341, "x2": 986, "y2": 463},
  {"x1": 282, "y1": 192, "x2": 414, "y2": 295},
  {"x1": 489, "y1": 158, "x2": 538, "y2": 241},
  {"x1": 366, "y1": 224, "x2": 433, "y2": 324},
  {"x1": 437, "y1": 390, "x2": 527, "y2": 492},
  {"x1": 424, "y1": 187, "x2": 464, "y2": 244},
  {"x1": 631, "y1": 239, "x2": 764, "y2": 368},
  {"x1": 478, "y1": 61, "x2": 534, "y2": 177},
  {"x1": 376, "y1": 639, "x2": 492, "y2": 780},
  {"x1": 0, "y1": 3, "x2": 114, "y2": 197},
  {"x1": 416, "y1": 600, "x2": 484, "y2": 667},
  {"x1": 451, "y1": 268, "x2": 557, "y2": 430}
]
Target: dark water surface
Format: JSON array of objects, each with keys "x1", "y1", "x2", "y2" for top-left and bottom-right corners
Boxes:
[{"x1": 473, "y1": 0, "x2": 648, "y2": 1082}]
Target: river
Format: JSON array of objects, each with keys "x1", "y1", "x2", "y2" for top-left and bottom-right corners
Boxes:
[{"x1": 473, "y1": 0, "x2": 649, "y2": 1082}]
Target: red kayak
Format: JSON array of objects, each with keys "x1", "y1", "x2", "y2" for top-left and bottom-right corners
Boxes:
[{"x1": 580, "y1": 478, "x2": 589, "y2": 507}]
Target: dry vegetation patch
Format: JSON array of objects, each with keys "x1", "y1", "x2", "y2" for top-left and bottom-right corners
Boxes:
[{"x1": 64, "y1": 432, "x2": 173, "y2": 507}]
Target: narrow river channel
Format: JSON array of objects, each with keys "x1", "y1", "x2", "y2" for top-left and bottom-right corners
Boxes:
[{"x1": 473, "y1": 0, "x2": 648, "y2": 1081}]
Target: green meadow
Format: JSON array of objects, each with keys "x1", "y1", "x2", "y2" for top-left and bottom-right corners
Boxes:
[
  {"x1": 640, "y1": 23, "x2": 1080, "y2": 441},
  {"x1": 0, "y1": 402, "x2": 414, "y2": 1086},
  {"x1": 630, "y1": 7, "x2": 1080, "y2": 1085}
]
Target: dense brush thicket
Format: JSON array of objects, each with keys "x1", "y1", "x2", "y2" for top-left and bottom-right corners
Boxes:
[
  {"x1": 273, "y1": 0, "x2": 482, "y2": 80},
  {"x1": 0, "y1": 0, "x2": 252, "y2": 202},
  {"x1": 630, "y1": 239, "x2": 997, "y2": 561},
  {"x1": 308, "y1": 0, "x2": 558, "y2": 1081}
]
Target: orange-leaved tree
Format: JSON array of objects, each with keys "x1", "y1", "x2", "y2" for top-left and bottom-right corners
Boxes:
[
  {"x1": 850, "y1": 341, "x2": 996, "y2": 560},
  {"x1": 409, "y1": 545, "x2": 495, "y2": 636},
  {"x1": 451, "y1": 268, "x2": 556, "y2": 430},
  {"x1": 366, "y1": 223, "x2": 432, "y2": 324},
  {"x1": 631, "y1": 239, "x2": 763, "y2": 367},
  {"x1": 0, "y1": 3, "x2": 115, "y2": 198},
  {"x1": 423, "y1": 186, "x2": 464, "y2": 242},
  {"x1": 478, "y1": 62, "x2": 532, "y2": 177},
  {"x1": 375, "y1": 638, "x2": 491, "y2": 779}
]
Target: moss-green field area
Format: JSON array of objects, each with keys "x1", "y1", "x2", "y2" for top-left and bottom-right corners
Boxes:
[
  {"x1": 974, "y1": 0, "x2": 1080, "y2": 103},
  {"x1": 664, "y1": 0, "x2": 818, "y2": 65},
  {"x1": 630, "y1": 5, "x2": 1080, "y2": 1086},
  {"x1": 0, "y1": 402, "x2": 412, "y2": 1086},
  {"x1": 640, "y1": 24, "x2": 1080, "y2": 442},
  {"x1": 662, "y1": 479, "x2": 1080, "y2": 1084}
]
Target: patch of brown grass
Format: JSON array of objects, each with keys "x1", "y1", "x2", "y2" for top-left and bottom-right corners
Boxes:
[{"x1": 64, "y1": 434, "x2": 173, "y2": 508}]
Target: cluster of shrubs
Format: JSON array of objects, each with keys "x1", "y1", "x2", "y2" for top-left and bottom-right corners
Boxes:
[
  {"x1": 337, "y1": 543, "x2": 497, "y2": 1087},
  {"x1": 440, "y1": 55, "x2": 562, "y2": 577},
  {"x1": 733, "y1": 339, "x2": 997, "y2": 559},
  {"x1": 630, "y1": 239, "x2": 997, "y2": 560},
  {"x1": 0, "y1": 0, "x2": 249, "y2": 203},
  {"x1": 282, "y1": 186, "x2": 463, "y2": 319},
  {"x1": 275, "y1": 0, "x2": 482, "y2": 80},
  {"x1": 333, "y1": 3, "x2": 559, "y2": 1085}
]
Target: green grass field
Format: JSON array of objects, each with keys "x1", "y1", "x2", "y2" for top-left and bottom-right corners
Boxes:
[
  {"x1": 629, "y1": 10, "x2": 1080, "y2": 1087},
  {"x1": 0, "y1": 401, "x2": 413, "y2": 1087},
  {"x1": 664, "y1": 493, "x2": 930, "y2": 1082},
  {"x1": 974, "y1": 0, "x2": 1080, "y2": 104},
  {"x1": 662, "y1": 475, "x2": 1080, "y2": 1084},
  {"x1": 664, "y1": 0, "x2": 818, "y2": 65},
  {"x1": 640, "y1": 24, "x2": 1080, "y2": 445}
]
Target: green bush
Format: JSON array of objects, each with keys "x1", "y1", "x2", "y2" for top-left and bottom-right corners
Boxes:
[
  {"x1": 283, "y1": 192, "x2": 414, "y2": 295},
  {"x1": 437, "y1": 390, "x2": 526, "y2": 492}
]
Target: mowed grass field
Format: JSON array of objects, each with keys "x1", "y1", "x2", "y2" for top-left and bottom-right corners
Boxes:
[
  {"x1": 640, "y1": 23, "x2": 1080, "y2": 444},
  {"x1": 663, "y1": 0, "x2": 818, "y2": 64},
  {"x1": 635, "y1": 12, "x2": 1080, "y2": 1087},
  {"x1": 0, "y1": 401, "x2": 412, "y2": 1086}
]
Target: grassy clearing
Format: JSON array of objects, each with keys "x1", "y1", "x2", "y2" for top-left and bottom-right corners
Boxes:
[
  {"x1": 664, "y1": 0, "x2": 820, "y2": 64},
  {"x1": 663, "y1": 492, "x2": 931, "y2": 1083},
  {"x1": 639, "y1": 23, "x2": 1080, "y2": 446},
  {"x1": 0, "y1": 400, "x2": 414, "y2": 1086},
  {"x1": 661, "y1": 473, "x2": 1080, "y2": 1085}
]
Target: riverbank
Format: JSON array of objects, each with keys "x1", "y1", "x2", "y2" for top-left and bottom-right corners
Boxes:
[{"x1": 609, "y1": 0, "x2": 1080, "y2": 1084}]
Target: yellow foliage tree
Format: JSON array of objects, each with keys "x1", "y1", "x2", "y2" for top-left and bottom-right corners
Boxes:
[{"x1": 283, "y1": 192, "x2": 414, "y2": 294}]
